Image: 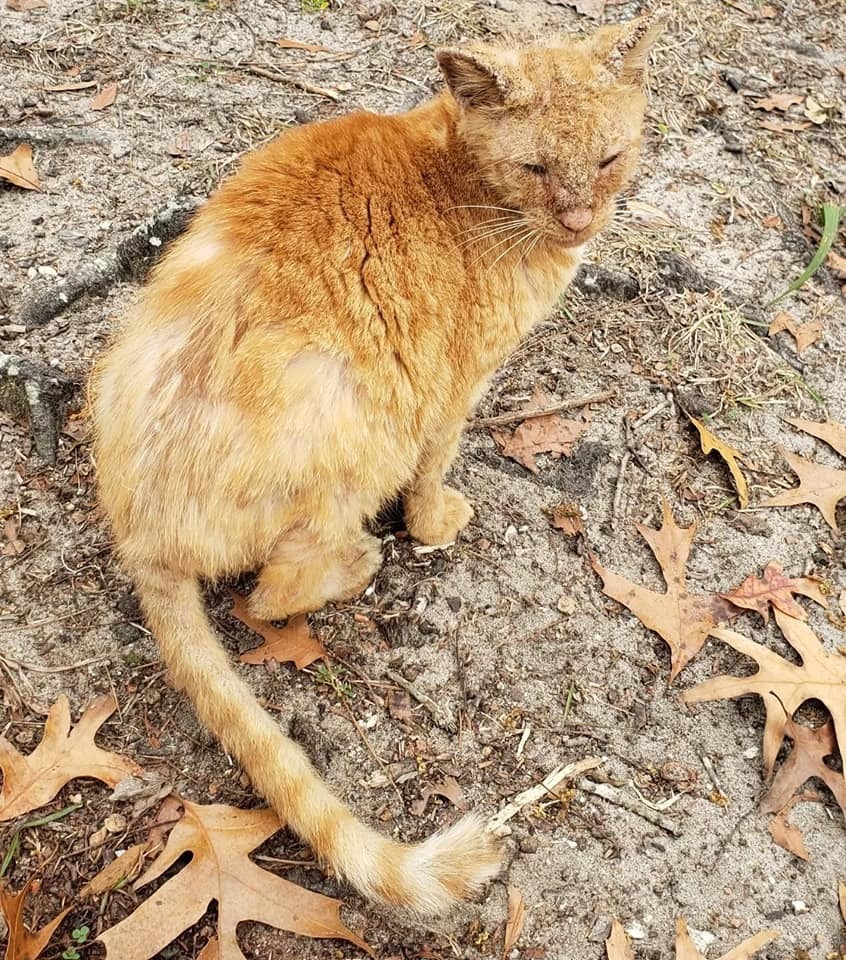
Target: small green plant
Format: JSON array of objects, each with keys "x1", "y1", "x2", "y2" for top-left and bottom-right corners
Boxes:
[
  {"x1": 767, "y1": 202, "x2": 844, "y2": 307},
  {"x1": 301, "y1": 0, "x2": 329, "y2": 11},
  {"x1": 62, "y1": 926, "x2": 90, "y2": 960},
  {"x1": 313, "y1": 663, "x2": 355, "y2": 699}
]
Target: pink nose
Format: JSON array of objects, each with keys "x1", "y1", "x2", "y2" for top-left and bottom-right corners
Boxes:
[{"x1": 556, "y1": 206, "x2": 594, "y2": 232}]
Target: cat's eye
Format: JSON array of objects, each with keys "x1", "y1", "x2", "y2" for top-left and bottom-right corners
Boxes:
[
  {"x1": 599, "y1": 152, "x2": 621, "y2": 170},
  {"x1": 523, "y1": 163, "x2": 547, "y2": 176}
]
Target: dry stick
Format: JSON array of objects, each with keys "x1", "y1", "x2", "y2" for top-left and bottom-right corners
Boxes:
[
  {"x1": 384, "y1": 668, "x2": 457, "y2": 733},
  {"x1": 0, "y1": 603, "x2": 103, "y2": 634},
  {"x1": 487, "y1": 756, "x2": 602, "y2": 832},
  {"x1": 0, "y1": 125, "x2": 111, "y2": 145},
  {"x1": 577, "y1": 778, "x2": 681, "y2": 836},
  {"x1": 0, "y1": 652, "x2": 111, "y2": 674},
  {"x1": 243, "y1": 65, "x2": 340, "y2": 101},
  {"x1": 611, "y1": 450, "x2": 631, "y2": 531},
  {"x1": 472, "y1": 389, "x2": 616, "y2": 429}
]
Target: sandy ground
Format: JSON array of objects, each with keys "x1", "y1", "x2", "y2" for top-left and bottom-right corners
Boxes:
[{"x1": 1, "y1": 1, "x2": 846, "y2": 958}]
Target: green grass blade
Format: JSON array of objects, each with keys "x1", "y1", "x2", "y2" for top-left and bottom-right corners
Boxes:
[{"x1": 766, "y1": 202, "x2": 844, "y2": 307}]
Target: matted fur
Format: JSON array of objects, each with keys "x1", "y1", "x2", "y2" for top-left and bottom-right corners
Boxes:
[{"x1": 91, "y1": 17, "x2": 662, "y2": 914}]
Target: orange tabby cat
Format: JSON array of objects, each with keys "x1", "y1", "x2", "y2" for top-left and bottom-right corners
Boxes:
[{"x1": 91, "y1": 16, "x2": 662, "y2": 914}]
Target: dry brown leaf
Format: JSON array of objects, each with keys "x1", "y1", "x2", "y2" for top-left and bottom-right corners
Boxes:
[
  {"x1": 98, "y1": 800, "x2": 371, "y2": 959},
  {"x1": 491, "y1": 388, "x2": 587, "y2": 473},
  {"x1": 674, "y1": 918, "x2": 778, "y2": 959},
  {"x1": 720, "y1": 560, "x2": 827, "y2": 622},
  {"x1": 549, "y1": 502, "x2": 585, "y2": 537},
  {"x1": 688, "y1": 416, "x2": 749, "y2": 508},
  {"x1": 0, "y1": 881, "x2": 71, "y2": 960},
  {"x1": 767, "y1": 792, "x2": 817, "y2": 860},
  {"x1": 231, "y1": 592, "x2": 326, "y2": 670},
  {"x1": 411, "y1": 775, "x2": 468, "y2": 816},
  {"x1": 502, "y1": 886, "x2": 526, "y2": 959},
  {"x1": 5, "y1": 0, "x2": 48, "y2": 9},
  {"x1": 90, "y1": 83, "x2": 117, "y2": 110},
  {"x1": 81, "y1": 843, "x2": 150, "y2": 898},
  {"x1": 768, "y1": 312, "x2": 822, "y2": 353},
  {"x1": 839, "y1": 879, "x2": 846, "y2": 923},
  {"x1": 0, "y1": 144, "x2": 40, "y2": 191},
  {"x1": 0, "y1": 694, "x2": 141, "y2": 821},
  {"x1": 752, "y1": 93, "x2": 803, "y2": 112},
  {"x1": 43, "y1": 80, "x2": 97, "y2": 92},
  {"x1": 828, "y1": 251, "x2": 846, "y2": 277},
  {"x1": 683, "y1": 609, "x2": 846, "y2": 777},
  {"x1": 759, "y1": 718, "x2": 846, "y2": 819},
  {"x1": 605, "y1": 919, "x2": 634, "y2": 959},
  {"x1": 386, "y1": 689, "x2": 414, "y2": 725},
  {"x1": 591, "y1": 501, "x2": 737, "y2": 680},
  {"x1": 785, "y1": 416, "x2": 846, "y2": 458},
  {"x1": 763, "y1": 448, "x2": 846, "y2": 530},
  {"x1": 276, "y1": 37, "x2": 336, "y2": 53},
  {"x1": 758, "y1": 118, "x2": 812, "y2": 133}
]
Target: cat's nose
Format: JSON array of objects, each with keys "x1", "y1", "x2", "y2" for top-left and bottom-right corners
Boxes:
[{"x1": 556, "y1": 206, "x2": 594, "y2": 231}]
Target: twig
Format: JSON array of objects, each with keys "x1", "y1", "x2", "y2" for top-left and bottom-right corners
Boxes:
[
  {"x1": 611, "y1": 450, "x2": 631, "y2": 531},
  {"x1": 577, "y1": 778, "x2": 682, "y2": 836},
  {"x1": 244, "y1": 65, "x2": 340, "y2": 101},
  {"x1": 487, "y1": 756, "x2": 601, "y2": 832},
  {"x1": 384, "y1": 668, "x2": 456, "y2": 733},
  {"x1": 0, "y1": 652, "x2": 111, "y2": 674},
  {"x1": 473, "y1": 389, "x2": 616, "y2": 429},
  {"x1": 631, "y1": 396, "x2": 669, "y2": 430},
  {"x1": 0, "y1": 125, "x2": 111, "y2": 146},
  {"x1": 0, "y1": 603, "x2": 103, "y2": 633}
]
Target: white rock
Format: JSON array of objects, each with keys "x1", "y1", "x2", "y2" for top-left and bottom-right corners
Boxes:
[
  {"x1": 690, "y1": 929, "x2": 717, "y2": 952},
  {"x1": 625, "y1": 921, "x2": 646, "y2": 940},
  {"x1": 36, "y1": 265, "x2": 57, "y2": 278},
  {"x1": 743, "y1": 745, "x2": 759, "y2": 759},
  {"x1": 791, "y1": 899, "x2": 809, "y2": 914}
]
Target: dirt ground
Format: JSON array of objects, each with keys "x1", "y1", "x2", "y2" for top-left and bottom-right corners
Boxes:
[{"x1": 2, "y1": 0, "x2": 846, "y2": 958}]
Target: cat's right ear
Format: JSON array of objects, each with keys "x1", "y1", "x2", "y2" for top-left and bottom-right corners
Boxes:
[{"x1": 436, "y1": 47, "x2": 518, "y2": 108}]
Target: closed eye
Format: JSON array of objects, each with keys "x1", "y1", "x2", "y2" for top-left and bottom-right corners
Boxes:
[
  {"x1": 599, "y1": 152, "x2": 621, "y2": 170},
  {"x1": 522, "y1": 163, "x2": 547, "y2": 175}
]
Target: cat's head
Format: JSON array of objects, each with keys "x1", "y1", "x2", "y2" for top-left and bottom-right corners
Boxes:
[{"x1": 437, "y1": 16, "x2": 664, "y2": 247}]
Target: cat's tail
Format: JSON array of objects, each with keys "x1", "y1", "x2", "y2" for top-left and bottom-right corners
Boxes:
[{"x1": 133, "y1": 567, "x2": 502, "y2": 914}]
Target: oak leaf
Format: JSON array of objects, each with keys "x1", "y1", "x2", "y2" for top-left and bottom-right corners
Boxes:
[
  {"x1": 605, "y1": 919, "x2": 634, "y2": 959},
  {"x1": 768, "y1": 312, "x2": 822, "y2": 353},
  {"x1": 411, "y1": 775, "x2": 468, "y2": 816},
  {"x1": 231, "y1": 592, "x2": 326, "y2": 670},
  {"x1": 591, "y1": 502, "x2": 736, "y2": 680},
  {"x1": 0, "y1": 144, "x2": 40, "y2": 191},
  {"x1": 491, "y1": 388, "x2": 587, "y2": 473},
  {"x1": 549, "y1": 502, "x2": 585, "y2": 537},
  {"x1": 0, "y1": 881, "x2": 70, "y2": 960},
  {"x1": 688, "y1": 416, "x2": 749, "y2": 508},
  {"x1": 98, "y1": 799, "x2": 370, "y2": 960},
  {"x1": 90, "y1": 83, "x2": 117, "y2": 110},
  {"x1": 682, "y1": 609, "x2": 846, "y2": 776},
  {"x1": 752, "y1": 93, "x2": 803, "y2": 112},
  {"x1": 0, "y1": 694, "x2": 141, "y2": 821},
  {"x1": 759, "y1": 717, "x2": 846, "y2": 819},
  {"x1": 766, "y1": 792, "x2": 820, "y2": 860},
  {"x1": 720, "y1": 560, "x2": 826, "y2": 623},
  {"x1": 502, "y1": 886, "x2": 526, "y2": 959},
  {"x1": 80, "y1": 842, "x2": 150, "y2": 898},
  {"x1": 674, "y1": 918, "x2": 778, "y2": 959}
]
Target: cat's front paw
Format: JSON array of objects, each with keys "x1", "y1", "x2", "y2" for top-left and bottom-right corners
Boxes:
[{"x1": 405, "y1": 485, "x2": 474, "y2": 545}]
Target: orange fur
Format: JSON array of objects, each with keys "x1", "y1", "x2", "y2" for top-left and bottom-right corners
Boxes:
[{"x1": 90, "y1": 17, "x2": 661, "y2": 914}]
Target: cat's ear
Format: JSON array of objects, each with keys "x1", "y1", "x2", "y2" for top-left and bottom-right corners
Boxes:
[
  {"x1": 602, "y1": 15, "x2": 666, "y2": 84},
  {"x1": 436, "y1": 47, "x2": 521, "y2": 108}
]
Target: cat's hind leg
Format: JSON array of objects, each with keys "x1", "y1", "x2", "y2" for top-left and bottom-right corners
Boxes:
[{"x1": 248, "y1": 528, "x2": 381, "y2": 620}]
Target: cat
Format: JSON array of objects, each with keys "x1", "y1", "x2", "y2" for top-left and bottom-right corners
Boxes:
[{"x1": 90, "y1": 15, "x2": 663, "y2": 915}]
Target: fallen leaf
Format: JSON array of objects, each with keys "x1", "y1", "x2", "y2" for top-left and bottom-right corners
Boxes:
[
  {"x1": 43, "y1": 80, "x2": 97, "y2": 92},
  {"x1": 276, "y1": 38, "x2": 336, "y2": 53},
  {"x1": 97, "y1": 800, "x2": 371, "y2": 959},
  {"x1": 674, "y1": 918, "x2": 778, "y2": 959},
  {"x1": 768, "y1": 312, "x2": 823, "y2": 353},
  {"x1": 762, "y1": 215, "x2": 783, "y2": 229},
  {"x1": 720, "y1": 560, "x2": 826, "y2": 622},
  {"x1": 758, "y1": 4, "x2": 777, "y2": 17},
  {"x1": 591, "y1": 501, "x2": 737, "y2": 680},
  {"x1": 767, "y1": 793, "x2": 816, "y2": 860},
  {"x1": 763, "y1": 448, "x2": 846, "y2": 530},
  {"x1": 232, "y1": 592, "x2": 326, "y2": 670},
  {"x1": 90, "y1": 83, "x2": 117, "y2": 110},
  {"x1": 759, "y1": 718, "x2": 846, "y2": 819},
  {"x1": 502, "y1": 886, "x2": 526, "y2": 959},
  {"x1": 387, "y1": 689, "x2": 414, "y2": 725},
  {"x1": 803, "y1": 95, "x2": 828, "y2": 124},
  {"x1": 688, "y1": 416, "x2": 749, "y2": 508},
  {"x1": 81, "y1": 843, "x2": 150, "y2": 898},
  {"x1": 2, "y1": 516, "x2": 25, "y2": 557},
  {"x1": 683, "y1": 609, "x2": 846, "y2": 777},
  {"x1": 491, "y1": 388, "x2": 587, "y2": 473},
  {"x1": 0, "y1": 144, "x2": 40, "y2": 191},
  {"x1": 828, "y1": 251, "x2": 846, "y2": 277},
  {"x1": 605, "y1": 919, "x2": 634, "y2": 960},
  {"x1": 752, "y1": 93, "x2": 803, "y2": 112},
  {"x1": 549, "y1": 502, "x2": 585, "y2": 537},
  {"x1": 0, "y1": 694, "x2": 141, "y2": 821},
  {"x1": 5, "y1": 0, "x2": 48, "y2": 9},
  {"x1": 0, "y1": 882, "x2": 70, "y2": 960},
  {"x1": 412, "y1": 776, "x2": 468, "y2": 816},
  {"x1": 840, "y1": 879, "x2": 846, "y2": 922},
  {"x1": 784, "y1": 416, "x2": 846, "y2": 457},
  {"x1": 758, "y1": 118, "x2": 811, "y2": 133}
]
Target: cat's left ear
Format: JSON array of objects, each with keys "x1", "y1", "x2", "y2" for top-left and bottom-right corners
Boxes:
[{"x1": 603, "y1": 15, "x2": 666, "y2": 84}]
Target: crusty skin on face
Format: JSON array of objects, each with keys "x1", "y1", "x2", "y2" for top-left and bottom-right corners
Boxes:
[{"x1": 90, "y1": 16, "x2": 661, "y2": 914}]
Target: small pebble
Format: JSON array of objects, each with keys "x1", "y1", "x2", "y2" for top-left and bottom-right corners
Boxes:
[
  {"x1": 557, "y1": 594, "x2": 576, "y2": 615},
  {"x1": 690, "y1": 929, "x2": 716, "y2": 952},
  {"x1": 36, "y1": 265, "x2": 57, "y2": 278},
  {"x1": 625, "y1": 921, "x2": 646, "y2": 940},
  {"x1": 791, "y1": 899, "x2": 809, "y2": 914}
]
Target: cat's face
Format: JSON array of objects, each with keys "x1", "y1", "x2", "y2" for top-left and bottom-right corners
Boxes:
[{"x1": 438, "y1": 18, "x2": 663, "y2": 247}]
